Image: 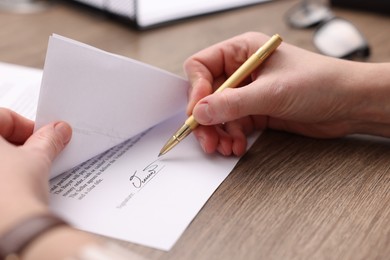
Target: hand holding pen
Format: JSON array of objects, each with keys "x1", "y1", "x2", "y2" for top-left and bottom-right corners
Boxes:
[
  {"x1": 160, "y1": 33, "x2": 282, "y2": 156},
  {"x1": 162, "y1": 31, "x2": 390, "y2": 157}
]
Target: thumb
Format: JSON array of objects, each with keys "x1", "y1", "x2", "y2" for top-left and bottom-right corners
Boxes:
[
  {"x1": 192, "y1": 85, "x2": 266, "y2": 125},
  {"x1": 24, "y1": 122, "x2": 72, "y2": 162}
]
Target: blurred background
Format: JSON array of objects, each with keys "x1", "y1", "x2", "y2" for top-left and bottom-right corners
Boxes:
[{"x1": 0, "y1": 0, "x2": 389, "y2": 75}]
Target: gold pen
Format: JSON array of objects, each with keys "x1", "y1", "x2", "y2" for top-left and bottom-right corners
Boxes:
[{"x1": 159, "y1": 34, "x2": 283, "y2": 156}]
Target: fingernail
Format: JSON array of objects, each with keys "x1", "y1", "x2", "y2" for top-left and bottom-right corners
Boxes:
[
  {"x1": 195, "y1": 103, "x2": 212, "y2": 124},
  {"x1": 54, "y1": 122, "x2": 72, "y2": 144}
]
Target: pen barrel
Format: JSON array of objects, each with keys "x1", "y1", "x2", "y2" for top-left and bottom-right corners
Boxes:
[
  {"x1": 215, "y1": 34, "x2": 282, "y2": 93},
  {"x1": 254, "y1": 34, "x2": 283, "y2": 60},
  {"x1": 175, "y1": 121, "x2": 194, "y2": 141},
  {"x1": 185, "y1": 115, "x2": 199, "y2": 130}
]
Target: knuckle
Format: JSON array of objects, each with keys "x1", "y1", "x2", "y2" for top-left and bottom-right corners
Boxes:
[
  {"x1": 0, "y1": 108, "x2": 14, "y2": 138},
  {"x1": 34, "y1": 129, "x2": 64, "y2": 158}
]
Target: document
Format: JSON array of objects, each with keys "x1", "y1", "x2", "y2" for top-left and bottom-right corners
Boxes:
[
  {"x1": 36, "y1": 35, "x2": 189, "y2": 178},
  {"x1": 0, "y1": 62, "x2": 41, "y2": 120},
  {"x1": 0, "y1": 36, "x2": 259, "y2": 250}
]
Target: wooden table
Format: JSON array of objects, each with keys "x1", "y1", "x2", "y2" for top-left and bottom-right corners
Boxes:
[{"x1": 1, "y1": 1, "x2": 390, "y2": 259}]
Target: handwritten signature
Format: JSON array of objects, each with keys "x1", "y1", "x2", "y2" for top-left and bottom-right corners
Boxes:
[{"x1": 130, "y1": 159, "x2": 165, "y2": 189}]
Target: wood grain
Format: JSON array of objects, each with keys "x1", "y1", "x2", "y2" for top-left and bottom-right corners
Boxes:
[{"x1": 1, "y1": 0, "x2": 390, "y2": 259}]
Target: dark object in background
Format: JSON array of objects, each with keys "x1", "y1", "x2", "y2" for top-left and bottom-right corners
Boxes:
[
  {"x1": 285, "y1": 1, "x2": 334, "y2": 28},
  {"x1": 330, "y1": 0, "x2": 390, "y2": 15},
  {"x1": 284, "y1": 1, "x2": 371, "y2": 60}
]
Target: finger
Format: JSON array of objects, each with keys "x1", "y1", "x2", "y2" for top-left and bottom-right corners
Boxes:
[
  {"x1": 0, "y1": 108, "x2": 34, "y2": 144},
  {"x1": 23, "y1": 121, "x2": 72, "y2": 162},
  {"x1": 223, "y1": 117, "x2": 255, "y2": 156},
  {"x1": 183, "y1": 46, "x2": 224, "y2": 87},
  {"x1": 193, "y1": 81, "x2": 279, "y2": 125},
  {"x1": 193, "y1": 124, "x2": 233, "y2": 156},
  {"x1": 215, "y1": 126, "x2": 233, "y2": 156},
  {"x1": 184, "y1": 33, "x2": 258, "y2": 115},
  {"x1": 186, "y1": 76, "x2": 213, "y2": 116},
  {"x1": 184, "y1": 50, "x2": 216, "y2": 115},
  {"x1": 193, "y1": 125, "x2": 219, "y2": 154},
  {"x1": 184, "y1": 33, "x2": 262, "y2": 81}
]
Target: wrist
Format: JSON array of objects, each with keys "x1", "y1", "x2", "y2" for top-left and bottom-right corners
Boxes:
[
  {"x1": 0, "y1": 213, "x2": 67, "y2": 260},
  {"x1": 0, "y1": 200, "x2": 49, "y2": 237},
  {"x1": 24, "y1": 225, "x2": 98, "y2": 260},
  {"x1": 0, "y1": 211, "x2": 99, "y2": 260},
  {"x1": 348, "y1": 62, "x2": 390, "y2": 136}
]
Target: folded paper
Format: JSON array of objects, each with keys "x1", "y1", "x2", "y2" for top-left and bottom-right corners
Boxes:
[{"x1": 35, "y1": 35, "x2": 189, "y2": 178}]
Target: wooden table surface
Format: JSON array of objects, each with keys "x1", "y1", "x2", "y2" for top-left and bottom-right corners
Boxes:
[{"x1": 1, "y1": 1, "x2": 390, "y2": 259}]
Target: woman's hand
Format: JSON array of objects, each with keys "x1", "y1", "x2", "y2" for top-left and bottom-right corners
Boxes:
[
  {"x1": 185, "y1": 32, "x2": 390, "y2": 156},
  {"x1": 0, "y1": 108, "x2": 72, "y2": 235}
]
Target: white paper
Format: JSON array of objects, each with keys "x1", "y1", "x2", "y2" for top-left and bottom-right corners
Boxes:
[
  {"x1": 48, "y1": 113, "x2": 257, "y2": 250},
  {"x1": 0, "y1": 62, "x2": 41, "y2": 120},
  {"x1": 72, "y1": 0, "x2": 270, "y2": 28},
  {"x1": 35, "y1": 35, "x2": 189, "y2": 178},
  {"x1": 1, "y1": 36, "x2": 259, "y2": 250},
  {"x1": 137, "y1": 0, "x2": 271, "y2": 28}
]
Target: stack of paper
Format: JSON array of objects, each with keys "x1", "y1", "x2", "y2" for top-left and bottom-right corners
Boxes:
[{"x1": 73, "y1": 0, "x2": 271, "y2": 29}]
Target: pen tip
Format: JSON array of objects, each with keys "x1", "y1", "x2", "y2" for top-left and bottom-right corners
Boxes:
[
  {"x1": 159, "y1": 123, "x2": 191, "y2": 157},
  {"x1": 158, "y1": 148, "x2": 168, "y2": 157}
]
